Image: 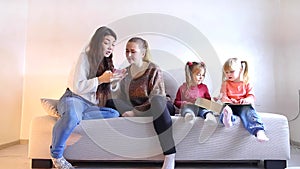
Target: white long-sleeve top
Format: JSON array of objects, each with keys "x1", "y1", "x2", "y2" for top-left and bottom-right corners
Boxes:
[{"x1": 67, "y1": 52, "x2": 99, "y2": 105}]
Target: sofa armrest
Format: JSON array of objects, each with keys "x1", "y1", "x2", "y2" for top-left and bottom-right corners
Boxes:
[{"x1": 28, "y1": 115, "x2": 57, "y2": 159}]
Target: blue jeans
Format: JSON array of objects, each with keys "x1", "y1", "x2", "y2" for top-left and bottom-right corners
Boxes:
[
  {"x1": 50, "y1": 90, "x2": 120, "y2": 158},
  {"x1": 220, "y1": 105, "x2": 265, "y2": 135},
  {"x1": 180, "y1": 104, "x2": 212, "y2": 119}
]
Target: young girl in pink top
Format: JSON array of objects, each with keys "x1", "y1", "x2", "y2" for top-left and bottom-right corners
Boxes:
[
  {"x1": 174, "y1": 62, "x2": 214, "y2": 121},
  {"x1": 219, "y1": 57, "x2": 269, "y2": 142},
  {"x1": 174, "y1": 61, "x2": 231, "y2": 125}
]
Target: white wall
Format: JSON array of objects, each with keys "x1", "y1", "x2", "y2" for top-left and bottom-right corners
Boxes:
[
  {"x1": 0, "y1": 0, "x2": 27, "y2": 145},
  {"x1": 276, "y1": 0, "x2": 300, "y2": 143},
  {"x1": 0, "y1": 0, "x2": 297, "y2": 143}
]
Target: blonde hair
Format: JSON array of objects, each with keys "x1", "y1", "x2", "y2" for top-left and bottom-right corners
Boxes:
[
  {"x1": 185, "y1": 61, "x2": 206, "y2": 89},
  {"x1": 127, "y1": 37, "x2": 151, "y2": 62},
  {"x1": 222, "y1": 57, "x2": 249, "y2": 83}
]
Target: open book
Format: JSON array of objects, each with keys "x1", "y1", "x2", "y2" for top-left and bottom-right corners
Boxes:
[{"x1": 194, "y1": 97, "x2": 251, "y2": 115}]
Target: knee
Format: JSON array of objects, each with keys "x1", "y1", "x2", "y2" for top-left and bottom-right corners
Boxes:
[
  {"x1": 64, "y1": 111, "x2": 81, "y2": 127},
  {"x1": 59, "y1": 97, "x2": 81, "y2": 126}
]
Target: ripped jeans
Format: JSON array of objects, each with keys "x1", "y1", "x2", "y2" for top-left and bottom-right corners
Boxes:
[{"x1": 226, "y1": 105, "x2": 265, "y2": 135}]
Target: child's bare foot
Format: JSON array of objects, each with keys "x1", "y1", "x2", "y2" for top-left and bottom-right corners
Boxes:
[
  {"x1": 256, "y1": 130, "x2": 269, "y2": 142},
  {"x1": 204, "y1": 113, "x2": 217, "y2": 125},
  {"x1": 222, "y1": 106, "x2": 233, "y2": 128},
  {"x1": 184, "y1": 112, "x2": 195, "y2": 122}
]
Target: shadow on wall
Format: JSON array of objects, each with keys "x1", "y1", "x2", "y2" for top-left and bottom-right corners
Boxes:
[{"x1": 108, "y1": 13, "x2": 222, "y2": 95}]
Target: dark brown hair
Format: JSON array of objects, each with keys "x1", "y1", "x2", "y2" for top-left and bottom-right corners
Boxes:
[{"x1": 85, "y1": 26, "x2": 117, "y2": 105}]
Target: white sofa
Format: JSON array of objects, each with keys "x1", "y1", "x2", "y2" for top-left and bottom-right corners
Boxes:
[
  {"x1": 29, "y1": 113, "x2": 290, "y2": 169},
  {"x1": 28, "y1": 70, "x2": 290, "y2": 169}
]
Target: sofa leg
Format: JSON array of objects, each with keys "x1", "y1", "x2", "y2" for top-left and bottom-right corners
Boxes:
[
  {"x1": 31, "y1": 159, "x2": 53, "y2": 168},
  {"x1": 264, "y1": 160, "x2": 286, "y2": 169}
]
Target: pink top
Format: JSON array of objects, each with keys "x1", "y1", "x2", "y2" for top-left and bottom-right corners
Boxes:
[
  {"x1": 220, "y1": 80, "x2": 255, "y2": 104},
  {"x1": 174, "y1": 83, "x2": 211, "y2": 108}
]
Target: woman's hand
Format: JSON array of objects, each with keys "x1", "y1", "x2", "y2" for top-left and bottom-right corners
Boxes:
[
  {"x1": 122, "y1": 111, "x2": 135, "y2": 117},
  {"x1": 111, "y1": 69, "x2": 127, "y2": 82},
  {"x1": 110, "y1": 69, "x2": 128, "y2": 91},
  {"x1": 98, "y1": 70, "x2": 113, "y2": 84}
]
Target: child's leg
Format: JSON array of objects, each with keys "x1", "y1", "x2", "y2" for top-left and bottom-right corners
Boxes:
[
  {"x1": 197, "y1": 107, "x2": 217, "y2": 124},
  {"x1": 198, "y1": 108, "x2": 218, "y2": 143},
  {"x1": 236, "y1": 105, "x2": 269, "y2": 142},
  {"x1": 180, "y1": 104, "x2": 198, "y2": 122},
  {"x1": 220, "y1": 105, "x2": 236, "y2": 128}
]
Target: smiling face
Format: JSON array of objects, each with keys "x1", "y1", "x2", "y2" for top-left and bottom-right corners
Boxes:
[
  {"x1": 125, "y1": 42, "x2": 145, "y2": 66},
  {"x1": 102, "y1": 35, "x2": 116, "y2": 57}
]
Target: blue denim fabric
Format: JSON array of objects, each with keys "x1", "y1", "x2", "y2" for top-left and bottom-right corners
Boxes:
[
  {"x1": 50, "y1": 94, "x2": 119, "y2": 158},
  {"x1": 220, "y1": 105, "x2": 265, "y2": 135},
  {"x1": 219, "y1": 110, "x2": 238, "y2": 125},
  {"x1": 232, "y1": 105, "x2": 265, "y2": 135},
  {"x1": 180, "y1": 104, "x2": 212, "y2": 119}
]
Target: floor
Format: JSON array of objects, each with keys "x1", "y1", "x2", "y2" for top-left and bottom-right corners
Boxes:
[{"x1": 0, "y1": 144, "x2": 300, "y2": 169}]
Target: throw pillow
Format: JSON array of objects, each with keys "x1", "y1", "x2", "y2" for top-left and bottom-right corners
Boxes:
[{"x1": 40, "y1": 98, "x2": 60, "y2": 117}]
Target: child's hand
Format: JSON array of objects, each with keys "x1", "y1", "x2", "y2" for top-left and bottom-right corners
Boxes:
[
  {"x1": 239, "y1": 98, "x2": 250, "y2": 104},
  {"x1": 213, "y1": 97, "x2": 219, "y2": 102},
  {"x1": 184, "y1": 101, "x2": 194, "y2": 105},
  {"x1": 230, "y1": 98, "x2": 239, "y2": 104}
]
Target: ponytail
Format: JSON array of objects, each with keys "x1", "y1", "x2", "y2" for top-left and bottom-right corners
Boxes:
[
  {"x1": 241, "y1": 60, "x2": 249, "y2": 83},
  {"x1": 185, "y1": 62, "x2": 193, "y2": 89}
]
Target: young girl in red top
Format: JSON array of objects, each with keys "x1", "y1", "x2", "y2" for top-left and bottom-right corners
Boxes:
[
  {"x1": 219, "y1": 57, "x2": 269, "y2": 142},
  {"x1": 174, "y1": 61, "x2": 213, "y2": 122},
  {"x1": 174, "y1": 61, "x2": 231, "y2": 125}
]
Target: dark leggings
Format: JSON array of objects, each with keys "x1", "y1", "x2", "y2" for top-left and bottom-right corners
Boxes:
[{"x1": 106, "y1": 95, "x2": 176, "y2": 155}]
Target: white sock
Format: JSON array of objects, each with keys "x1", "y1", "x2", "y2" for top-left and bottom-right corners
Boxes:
[{"x1": 162, "y1": 153, "x2": 175, "y2": 169}]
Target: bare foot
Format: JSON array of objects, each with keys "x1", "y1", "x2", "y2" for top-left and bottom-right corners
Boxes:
[
  {"x1": 184, "y1": 113, "x2": 195, "y2": 122},
  {"x1": 256, "y1": 130, "x2": 269, "y2": 142}
]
